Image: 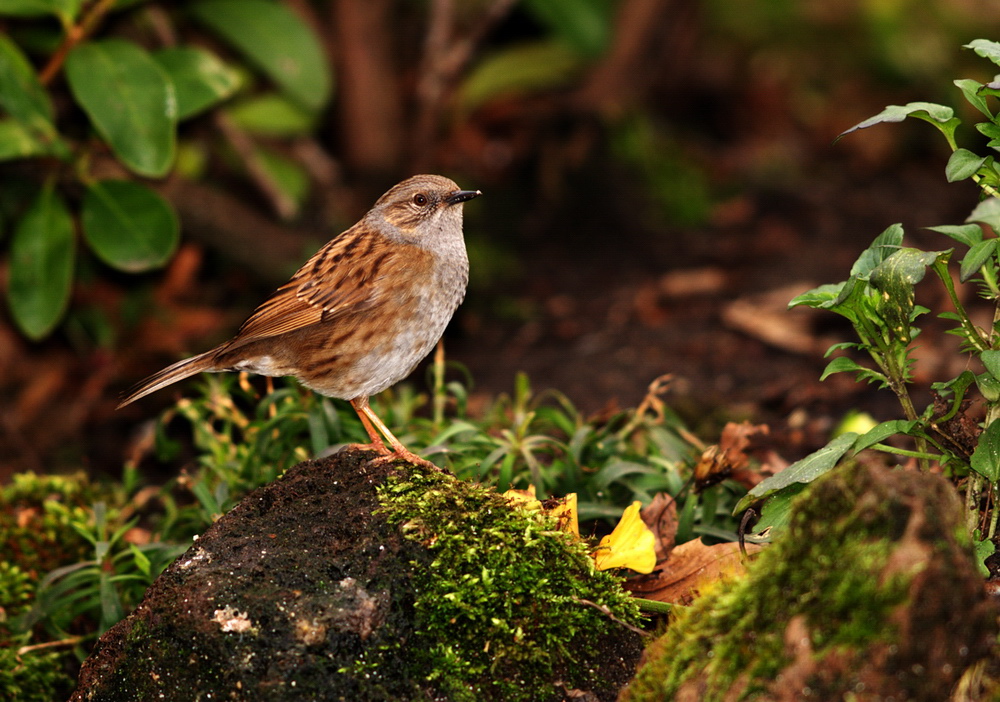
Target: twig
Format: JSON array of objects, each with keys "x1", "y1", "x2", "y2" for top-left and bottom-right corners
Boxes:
[
  {"x1": 411, "y1": 0, "x2": 518, "y2": 169},
  {"x1": 573, "y1": 597, "x2": 649, "y2": 637},
  {"x1": 213, "y1": 112, "x2": 297, "y2": 220},
  {"x1": 40, "y1": 0, "x2": 118, "y2": 85}
]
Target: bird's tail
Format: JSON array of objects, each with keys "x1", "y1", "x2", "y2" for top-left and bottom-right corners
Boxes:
[{"x1": 117, "y1": 350, "x2": 218, "y2": 409}]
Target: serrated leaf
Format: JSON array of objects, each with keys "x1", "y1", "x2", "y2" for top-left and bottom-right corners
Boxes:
[
  {"x1": 7, "y1": 185, "x2": 75, "y2": 340},
  {"x1": 226, "y1": 94, "x2": 315, "y2": 136},
  {"x1": 733, "y1": 433, "x2": 856, "y2": 514},
  {"x1": 955, "y1": 78, "x2": 992, "y2": 118},
  {"x1": 66, "y1": 39, "x2": 176, "y2": 177},
  {"x1": 190, "y1": 0, "x2": 331, "y2": 112},
  {"x1": 459, "y1": 40, "x2": 582, "y2": 113},
  {"x1": 967, "y1": 197, "x2": 1000, "y2": 233},
  {"x1": 946, "y1": 148, "x2": 988, "y2": 182},
  {"x1": 153, "y1": 46, "x2": 240, "y2": 120},
  {"x1": 0, "y1": 0, "x2": 80, "y2": 21},
  {"x1": 971, "y1": 417, "x2": 1000, "y2": 482},
  {"x1": 926, "y1": 223, "x2": 983, "y2": 247},
  {"x1": 960, "y1": 239, "x2": 998, "y2": 282},
  {"x1": 81, "y1": 180, "x2": 179, "y2": 272},
  {"x1": 820, "y1": 355, "x2": 866, "y2": 381},
  {"x1": 850, "y1": 420, "x2": 918, "y2": 453},
  {"x1": 966, "y1": 40, "x2": 1000, "y2": 68}
]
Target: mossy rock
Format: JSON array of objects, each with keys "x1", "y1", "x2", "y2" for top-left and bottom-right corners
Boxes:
[
  {"x1": 624, "y1": 462, "x2": 999, "y2": 701},
  {"x1": 69, "y1": 449, "x2": 642, "y2": 701}
]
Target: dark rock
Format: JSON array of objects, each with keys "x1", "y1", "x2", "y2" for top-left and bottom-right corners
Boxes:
[{"x1": 69, "y1": 449, "x2": 643, "y2": 701}]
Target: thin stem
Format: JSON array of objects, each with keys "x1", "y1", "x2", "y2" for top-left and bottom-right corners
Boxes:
[
  {"x1": 933, "y1": 260, "x2": 989, "y2": 352},
  {"x1": 40, "y1": 0, "x2": 117, "y2": 85},
  {"x1": 867, "y1": 444, "x2": 943, "y2": 461}
]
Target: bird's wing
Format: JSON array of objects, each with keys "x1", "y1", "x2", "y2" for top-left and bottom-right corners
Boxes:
[{"x1": 231, "y1": 227, "x2": 387, "y2": 343}]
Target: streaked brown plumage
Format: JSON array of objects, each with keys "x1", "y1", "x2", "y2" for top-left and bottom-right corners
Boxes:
[{"x1": 118, "y1": 174, "x2": 481, "y2": 465}]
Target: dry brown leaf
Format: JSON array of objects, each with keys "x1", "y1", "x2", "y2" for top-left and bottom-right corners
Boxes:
[
  {"x1": 640, "y1": 493, "x2": 678, "y2": 563},
  {"x1": 625, "y1": 537, "x2": 761, "y2": 605},
  {"x1": 694, "y1": 421, "x2": 770, "y2": 491}
]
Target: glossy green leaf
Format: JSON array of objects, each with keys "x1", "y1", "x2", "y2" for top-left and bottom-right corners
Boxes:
[
  {"x1": 838, "y1": 102, "x2": 959, "y2": 145},
  {"x1": 982, "y1": 351, "x2": 1000, "y2": 382},
  {"x1": 82, "y1": 180, "x2": 178, "y2": 272},
  {"x1": 0, "y1": 34, "x2": 55, "y2": 138},
  {"x1": 153, "y1": 46, "x2": 240, "y2": 120},
  {"x1": 733, "y1": 433, "x2": 857, "y2": 514},
  {"x1": 7, "y1": 185, "x2": 75, "y2": 340},
  {"x1": 967, "y1": 197, "x2": 1000, "y2": 233},
  {"x1": 966, "y1": 39, "x2": 1000, "y2": 68},
  {"x1": 459, "y1": 41, "x2": 582, "y2": 113},
  {"x1": 850, "y1": 420, "x2": 918, "y2": 453},
  {"x1": 0, "y1": 0, "x2": 80, "y2": 21},
  {"x1": 954, "y1": 78, "x2": 992, "y2": 118},
  {"x1": 820, "y1": 355, "x2": 867, "y2": 381},
  {"x1": 971, "y1": 418, "x2": 1000, "y2": 482},
  {"x1": 960, "y1": 239, "x2": 998, "y2": 282},
  {"x1": 522, "y1": 0, "x2": 613, "y2": 57},
  {"x1": 869, "y1": 247, "x2": 948, "y2": 340},
  {"x1": 945, "y1": 148, "x2": 987, "y2": 182},
  {"x1": 226, "y1": 94, "x2": 315, "y2": 136},
  {"x1": 788, "y1": 282, "x2": 845, "y2": 310},
  {"x1": 190, "y1": 0, "x2": 331, "y2": 112},
  {"x1": 65, "y1": 39, "x2": 176, "y2": 177},
  {"x1": 851, "y1": 223, "x2": 904, "y2": 279},
  {"x1": 748, "y1": 483, "x2": 805, "y2": 537},
  {"x1": 925, "y1": 223, "x2": 983, "y2": 247}
]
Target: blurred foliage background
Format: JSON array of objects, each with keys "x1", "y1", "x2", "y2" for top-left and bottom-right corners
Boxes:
[{"x1": 0, "y1": 0, "x2": 996, "y2": 478}]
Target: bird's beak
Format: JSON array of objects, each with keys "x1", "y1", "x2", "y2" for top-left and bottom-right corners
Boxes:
[{"x1": 446, "y1": 189, "x2": 482, "y2": 205}]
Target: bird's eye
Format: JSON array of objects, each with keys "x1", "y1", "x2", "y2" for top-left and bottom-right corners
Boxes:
[{"x1": 412, "y1": 193, "x2": 429, "y2": 207}]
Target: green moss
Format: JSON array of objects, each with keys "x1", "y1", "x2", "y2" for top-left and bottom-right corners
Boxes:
[
  {"x1": 628, "y1": 462, "x2": 954, "y2": 701},
  {"x1": 378, "y1": 467, "x2": 642, "y2": 701}
]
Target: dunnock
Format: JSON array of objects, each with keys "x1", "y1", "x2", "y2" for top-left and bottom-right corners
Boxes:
[{"x1": 119, "y1": 174, "x2": 481, "y2": 465}]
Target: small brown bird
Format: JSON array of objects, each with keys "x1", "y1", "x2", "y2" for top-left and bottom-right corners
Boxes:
[{"x1": 119, "y1": 174, "x2": 481, "y2": 465}]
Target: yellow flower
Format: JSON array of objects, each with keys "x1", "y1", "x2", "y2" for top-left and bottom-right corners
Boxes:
[
  {"x1": 593, "y1": 501, "x2": 656, "y2": 574},
  {"x1": 503, "y1": 486, "x2": 579, "y2": 536}
]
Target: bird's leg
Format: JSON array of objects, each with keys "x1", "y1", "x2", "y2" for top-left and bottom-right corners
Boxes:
[
  {"x1": 349, "y1": 398, "x2": 391, "y2": 455},
  {"x1": 349, "y1": 398, "x2": 441, "y2": 470}
]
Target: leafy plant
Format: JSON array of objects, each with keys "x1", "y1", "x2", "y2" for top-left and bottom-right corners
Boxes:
[
  {"x1": 0, "y1": 0, "x2": 329, "y2": 341},
  {"x1": 737, "y1": 39, "x2": 1000, "y2": 562}
]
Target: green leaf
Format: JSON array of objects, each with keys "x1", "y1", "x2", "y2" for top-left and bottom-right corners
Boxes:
[
  {"x1": 226, "y1": 94, "x2": 316, "y2": 136},
  {"x1": 153, "y1": 46, "x2": 240, "y2": 120},
  {"x1": 869, "y1": 247, "x2": 950, "y2": 340},
  {"x1": 522, "y1": 0, "x2": 614, "y2": 58},
  {"x1": 966, "y1": 39, "x2": 1000, "y2": 68},
  {"x1": 982, "y1": 350, "x2": 1000, "y2": 382},
  {"x1": 971, "y1": 417, "x2": 1000, "y2": 482},
  {"x1": 930, "y1": 371, "x2": 977, "y2": 422},
  {"x1": 732, "y1": 433, "x2": 857, "y2": 514},
  {"x1": 926, "y1": 223, "x2": 983, "y2": 247},
  {"x1": 788, "y1": 282, "x2": 846, "y2": 310},
  {"x1": 967, "y1": 197, "x2": 1000, "y2": 233},
  {"x1": 975, "y1": 537, "x2": 995, "y2": 577},
  {"x1": 838, "y1": 102, "x2": 959, "y2": 145},
  {"x1": 946, "y1": 148, "x2": 988, "y2": 182},
  {"x1": 820, "y1": 355, "x2": 867, "y2": 381},
  {"x1": 960, "y1": 239, "x2": 998, "y2": 283},
  {"x1": 979, "y1": 373, "x2": 1000, "y2": 403},
  {"x1": 65, "y1": 39, "x2": 176, "y2": 177},
  {"x1": 0, "y1": 0, "x2": 80, "y2": 21},
  {"x1": 850, "y1": 419, "x2": 918, "y2": 453},
  {"x1": 0, "y1": 118, "x2": 50, "y2": 160},
  {"x1": 954, "y1": 78, "x2": 992, "y2": 118},
  {"x1": 0, "y1": 34, "x2": 55, "y2": 137},
  {"x1": 129, "y1": 543, "x2": 151, "y2": 579},
  {"x1": 459, "y1": 41, "x2": 582, "y2": 113},
  {"x1": 591, "y1": 459, "x2": 660, "y2": 491},
  {"x1": 81, "y1": 180, "x2": 179, "y2": 272},
  {"x1": 254, "y1": 147, "x2": 308, "y2": 213},
  {"x1": 190, "y1": 0, "x2": 331, "y2": 112},
  {"x1": 7, "y1": 185, "x2": 75, "y2": 340},
  {"x1": 976, "y1": 121, "x2": 1000, "y2": 145},
  {"x1": 850, "y1": 223, "x2": 904, "y2": 280}
]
